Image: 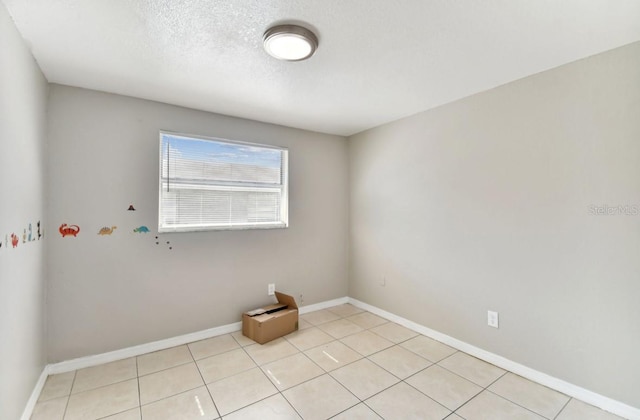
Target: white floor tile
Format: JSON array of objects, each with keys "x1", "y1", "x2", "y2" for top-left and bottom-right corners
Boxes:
[
  {"x1": 456, "y1": 390, "x2": 545, "y2": 420},
  {"x1": 368, "y1": 345, "x2": 432, "y2": 379},
  {"x1": 365, "y1": 382, "x2": 451, "y2": 420},
  {"x1": 207, "y1": 367, "x2": 278, "y2": 416},
  {"x1": 72, "y1": 358, "x2": 137, "y2": 394},
  {"x1": 141, "y1": 386, "x2": 218, "y2": 420},
  {"x1": 261, "y1": 352, "x2": 324, "y2": 390},
  {"x1": 304, "y1": 340, "x2": 363, "y2": 372},
  {"x1": 138, "y1": 362, "x2": 204, "y2": 405},
  {"x1": 331, "y1": 358, "x2": 399, "y2": 400},
  {"x1": 283, "y1": 374, "x2": 359, "y2": 420},
  {"x1": 65, "y1": 379, "x2": 139, "y2": 420},
  {"x1": 196, "y1": 347, "x2": 256, "y2": 384},
  {"x1": 489, "y1": 372, "x2": 570, "y2": 419},
  {"x1": 137, "y1": 345, "x2": 193, "y2": 376},
  {"x1": 406, "y1": 364, "x2": 482, "y2": 411},
  {"x1": 223, "y1": 394, "x2": 301, "y2": 420},
  {"x1": 438, "y1": 352, "x2": 505, "y2": 387},
  {"x1": 38, "y1": 371, "x2": 75, "y2": 402}
]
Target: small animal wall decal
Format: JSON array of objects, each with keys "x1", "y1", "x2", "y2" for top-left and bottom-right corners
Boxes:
[
  {"x1": 28, "y1": 223, "x2": 33, "y2": 241},
  {"x1": 98, "y1": 226, "x2": 117, "y2": 236},
  {"x1": 11, "y1": 233, "x2": 19, "y2": 248},
  {"x1": 59, "y1": 223, "x2": 80, "y2": 237},
  {"x1": 127, "y1": 205, "x2": 136, "y2": 211},
  {"x1": 133, "y1": 226, "x2": 150, "y2": 233},
  {"x1": 22, "y1": 229, "x2": 27, "y2": 243},
  {"x1": 37, "y1": 221, "x2": 42, "y2": 240}
]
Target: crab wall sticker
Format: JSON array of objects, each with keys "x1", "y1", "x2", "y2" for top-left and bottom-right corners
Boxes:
[{"x1": 59, "y1": 224, "x2": 80, "y2": 237}]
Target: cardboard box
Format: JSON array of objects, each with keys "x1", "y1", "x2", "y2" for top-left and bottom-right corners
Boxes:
[{"x1": 242, "y1": 291, "x2": 299, "y2": 344}]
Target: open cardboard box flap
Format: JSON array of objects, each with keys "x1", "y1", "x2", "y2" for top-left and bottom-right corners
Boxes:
[{"x1": 275, "y1": 291, "x2": 298, "y2": 309}]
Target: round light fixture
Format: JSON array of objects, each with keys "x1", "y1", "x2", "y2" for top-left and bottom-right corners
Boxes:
[{"x1": 263, "y1": 24, "x2": 318, "y2": 61}]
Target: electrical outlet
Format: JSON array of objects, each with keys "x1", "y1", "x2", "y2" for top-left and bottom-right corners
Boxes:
[
  {"x1": 487, "y1": 310, "x2": 499, "y2": 328},
  {"x1": 268, "y1": 283, "x2": 275, "y2": 296}
]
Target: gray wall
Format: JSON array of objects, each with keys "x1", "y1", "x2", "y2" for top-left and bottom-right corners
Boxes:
[
  {"x1": 0, "y1": 3, "x2": 49, "y2": 419},
  {"x1": 349, "y1": 42, "x2": 640, "y2": 408},
  {"x1": 46, "y1": 85, "x2": 349, "y2": 361}
]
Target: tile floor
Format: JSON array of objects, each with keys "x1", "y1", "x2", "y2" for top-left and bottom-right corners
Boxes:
[{"x1": 31, "y1": 304, "x2": 625, "y2": 420}]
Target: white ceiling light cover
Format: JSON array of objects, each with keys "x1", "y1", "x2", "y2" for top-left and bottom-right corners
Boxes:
[{"x1": 263, "y1": 24, "x2": 318, "y2": 61}]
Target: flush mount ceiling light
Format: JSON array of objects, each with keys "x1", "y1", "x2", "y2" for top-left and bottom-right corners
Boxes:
[{"x1": 263, "y1": 24, "x2": 318, "y2": 61}]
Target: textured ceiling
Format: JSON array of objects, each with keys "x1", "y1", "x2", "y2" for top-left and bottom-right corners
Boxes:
[{"x1": 4, "y1": 0, "x2": 640, "y2": 136}]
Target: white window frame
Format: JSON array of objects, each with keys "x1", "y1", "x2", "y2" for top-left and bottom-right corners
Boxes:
[{"x1": 158, "y1": 131, "x2": 289, "y2": 232}]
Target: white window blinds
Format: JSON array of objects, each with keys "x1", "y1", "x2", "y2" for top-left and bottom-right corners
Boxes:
[{"x1": 159, "y1": 132, "x2": 288, "y2": 232}]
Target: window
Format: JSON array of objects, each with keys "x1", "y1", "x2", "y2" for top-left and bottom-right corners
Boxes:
[{"x1": 159, "y1": 132, "x2": 288, "y2": 232}]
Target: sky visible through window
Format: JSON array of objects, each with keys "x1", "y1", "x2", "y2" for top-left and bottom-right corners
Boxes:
[{"x1": 162, "y1": 134, "x2": 282, "y2": 169}]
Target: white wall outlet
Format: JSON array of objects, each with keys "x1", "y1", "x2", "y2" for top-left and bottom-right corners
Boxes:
[
  {"x1": 487, "y1": 310, "x2": 499, "y2": 328},
  {"x1": 268, "y1": 283, "x2": 275, "y2": 296}
]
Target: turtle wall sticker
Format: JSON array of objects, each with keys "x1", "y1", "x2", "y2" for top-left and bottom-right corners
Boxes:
[
  {"x1": 98, "y1": 226, "x2": 117, "y2": 235},
  {"x1": 133, "y1": 226, "x2": 150, "y2": 233},
  {"x1": 59, "y1": 224, "x2": 80, "y2": 237}
]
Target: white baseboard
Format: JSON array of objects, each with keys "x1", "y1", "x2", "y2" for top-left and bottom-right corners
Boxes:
[
  {"x1": 48, "y1": 321, "x2": 242, "y2": 374},
  {"x1": 348, "y1": 297, "x2": 640, "y2": 420},
  {"x1": 20, "y1": 366, "x2": 49, "y2": 420},
  {"x1": 46, "y1": 295, "x2": 351, "y2": 376},
  {"x1": 298, "y1": 296, "x2": 349, "y2": 315},
  {"x1": 23, "y1": 295, "x2": 638, "y2": 420}
]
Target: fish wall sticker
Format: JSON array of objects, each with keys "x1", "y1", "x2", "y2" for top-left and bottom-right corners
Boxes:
[
  {"x1": 59, "y1": 224, "x2": 80, "y2": 237},
  {"x1": 98, "y1": 226, "x2": 117, "y2": 235}
]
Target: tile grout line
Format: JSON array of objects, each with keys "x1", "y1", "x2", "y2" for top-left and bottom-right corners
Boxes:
[
  {"x1": 185, "y1": 342, "x2": 222, "y2": 419},
  {"x1": 135, "y1": 355, "x2": 142, "y2": 420},
  {"x1": 553, "y1": 397, "x2": 573, "y2": 420},
  {"x1": 61, "y1": 370, "x2": 77, "y2": 420}
]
